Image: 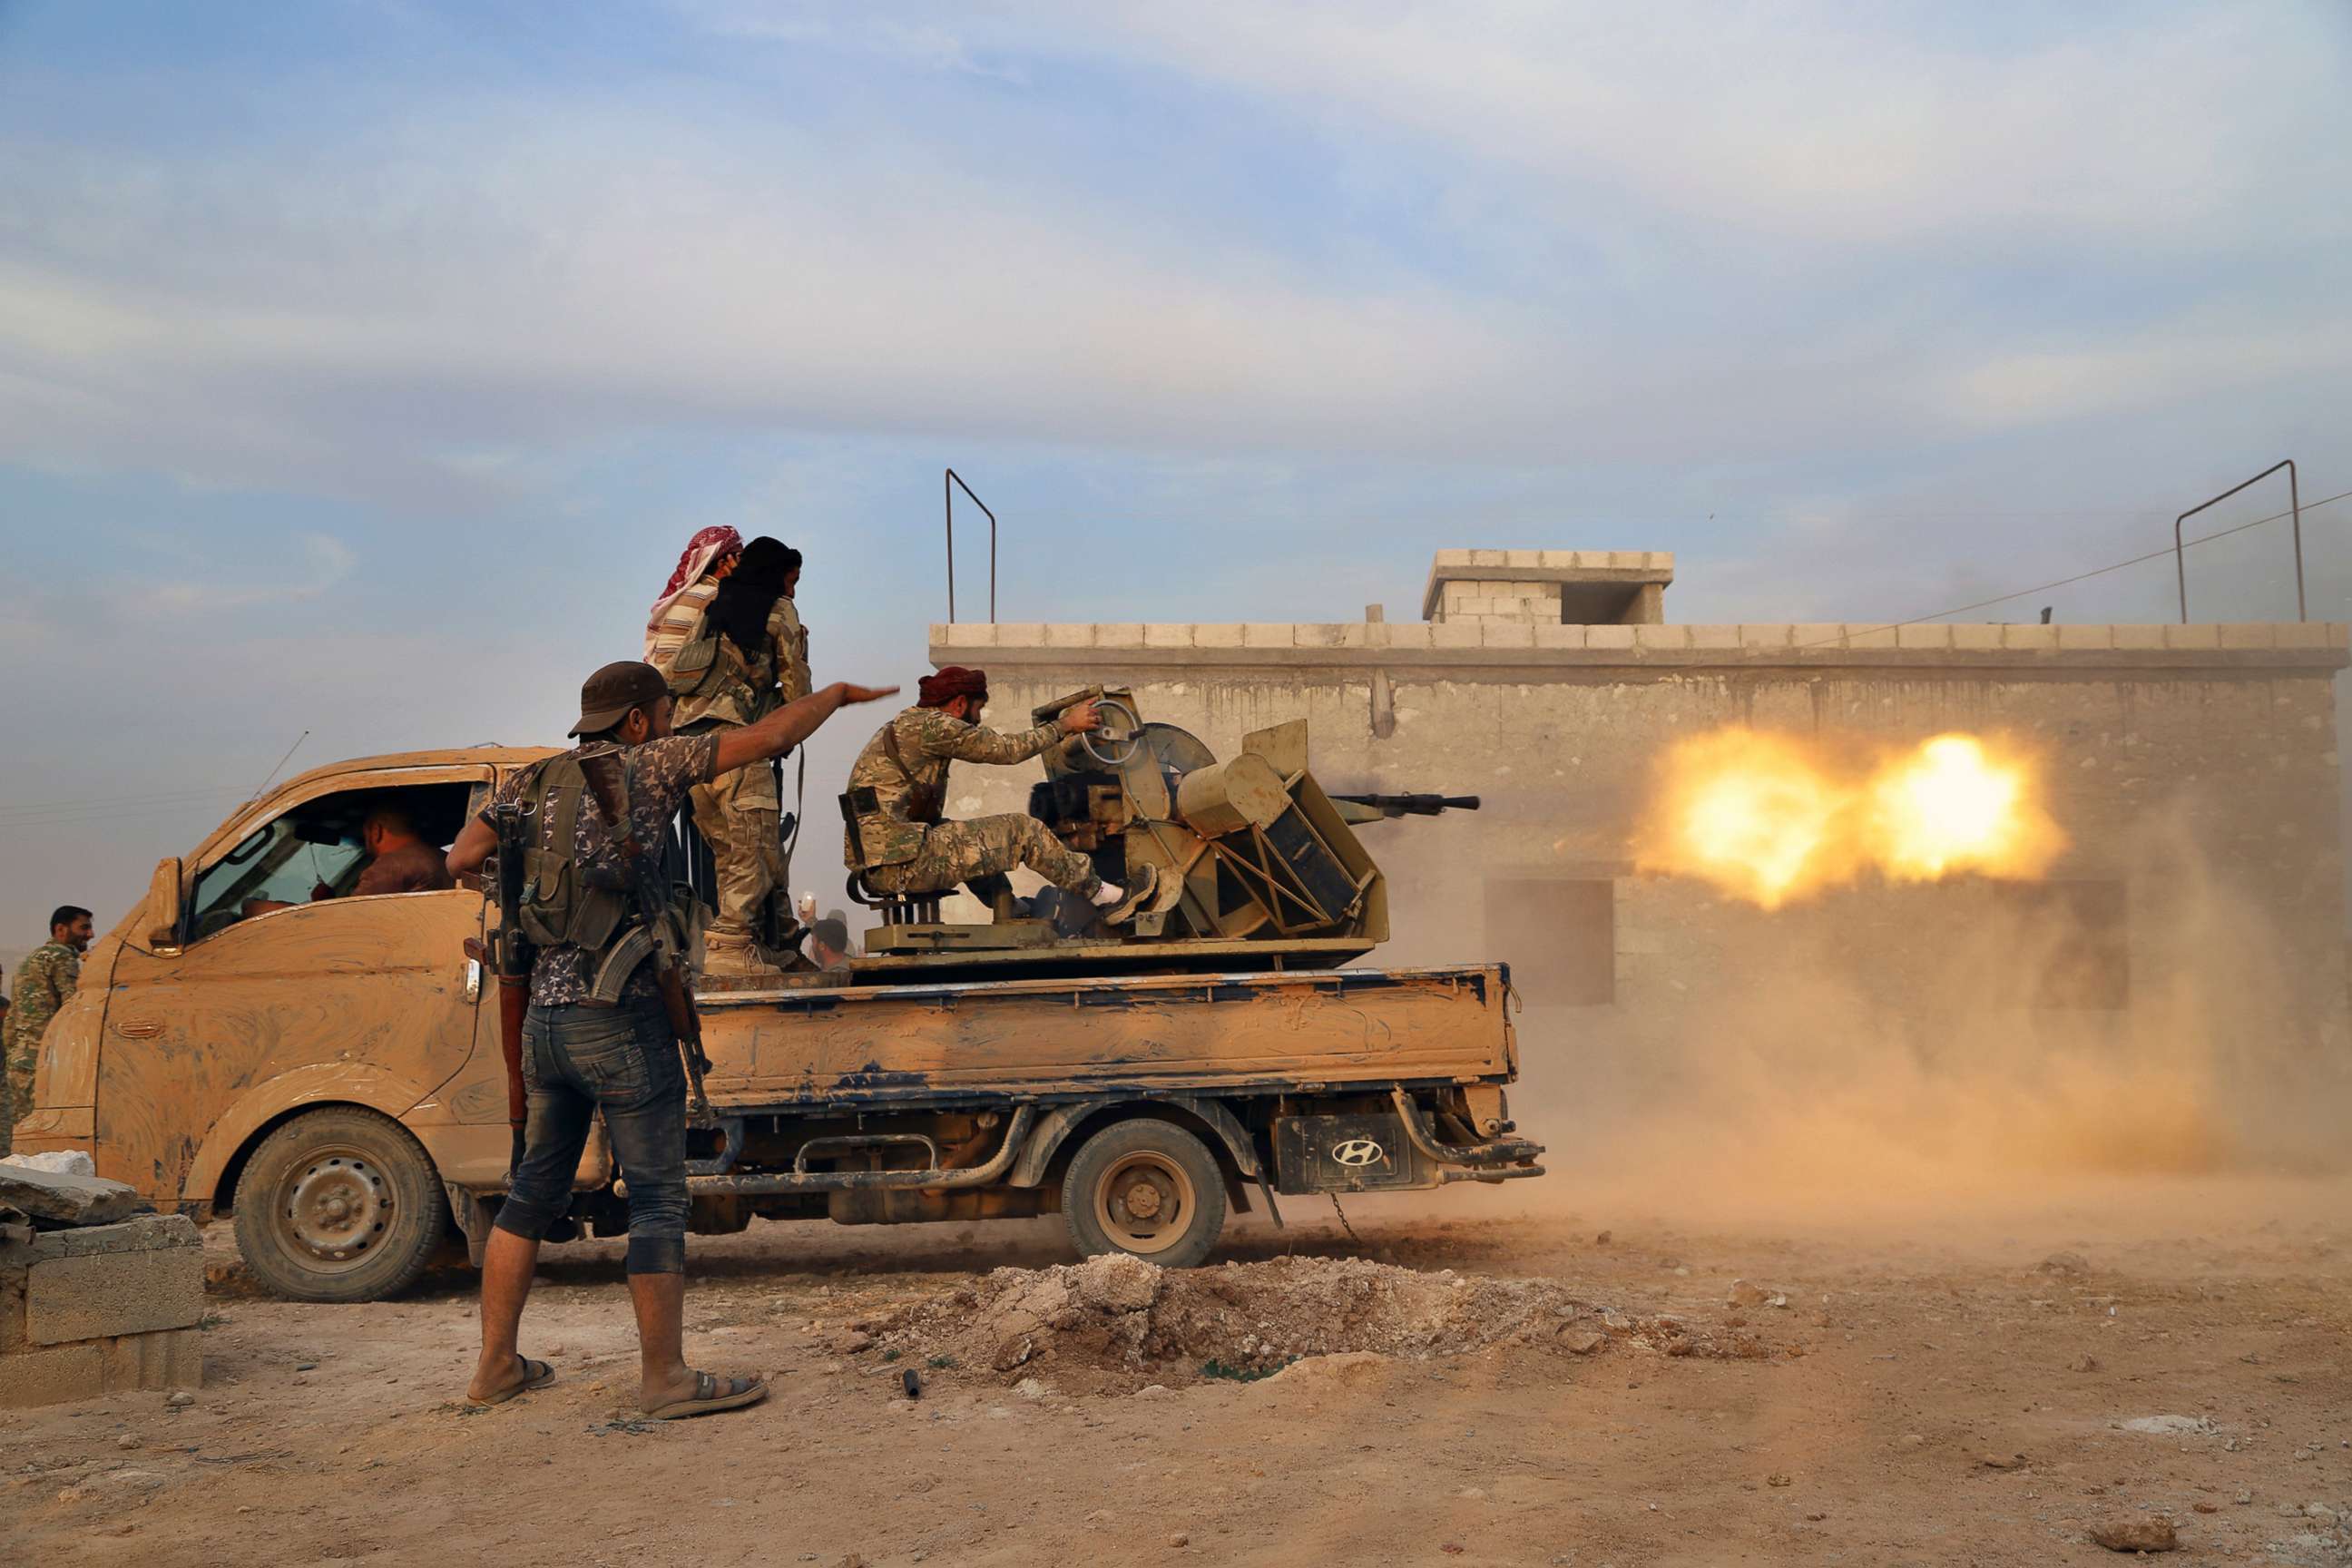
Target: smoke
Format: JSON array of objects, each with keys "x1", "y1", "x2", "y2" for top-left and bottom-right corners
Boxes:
[
  {"x1": 1632, "y1": 727, "x2": 2065, "y2": 908},
  {"x1": 1383, "y1": 777, "x2": 2352, "y2": 1231}
]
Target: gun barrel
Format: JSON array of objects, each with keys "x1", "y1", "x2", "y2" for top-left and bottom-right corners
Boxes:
[{"x1": 1332, "y1": 791, "x2": 1483, "y2": 818}]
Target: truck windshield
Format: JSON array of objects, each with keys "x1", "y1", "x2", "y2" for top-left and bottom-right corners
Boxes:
[{"x1": 188, "y1": 818, "x2": 367, "y2": 938}]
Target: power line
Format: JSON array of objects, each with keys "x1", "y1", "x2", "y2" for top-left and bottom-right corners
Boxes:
[
  {"x1": 1798, "y1": 487, "x2": 2352, "y2": 649},
  {"x1": 0, "y1": 783, "x2": 250, "y2": 818}
]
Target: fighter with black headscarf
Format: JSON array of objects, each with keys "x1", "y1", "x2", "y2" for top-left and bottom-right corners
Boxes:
[{"x1": 645, "y1": 534, "x2": 814, "y2": 974}]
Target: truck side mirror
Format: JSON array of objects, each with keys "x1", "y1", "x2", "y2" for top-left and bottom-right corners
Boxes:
[{"x1": 143, "y1": 857, "x2": 184, "y2": 951}]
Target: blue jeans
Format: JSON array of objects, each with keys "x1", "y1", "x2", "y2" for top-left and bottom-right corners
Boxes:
[{"x1": 494, "y1": 995, "x2": 690, "y2": 1275}]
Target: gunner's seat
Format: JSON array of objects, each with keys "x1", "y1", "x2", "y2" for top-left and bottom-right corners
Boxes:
[{"x1": 844, "y1": 870, "x2": 941, "y2": 927}]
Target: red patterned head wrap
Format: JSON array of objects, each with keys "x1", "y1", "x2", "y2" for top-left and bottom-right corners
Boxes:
[
  {"x1": 646, "y1": 525, "x2": 743, "y2": 632},
  {"x1": 917, "y1": 665, "x2": 989, "y2": 709}
]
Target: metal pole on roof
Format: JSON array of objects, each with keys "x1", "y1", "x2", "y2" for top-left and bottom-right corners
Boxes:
[
  {"x1": 945, "y1": 468, "x2": 999, "y2": 624},
  {"x1": 2174, "y1": 459, "x2": 2300, "y2": 622}
]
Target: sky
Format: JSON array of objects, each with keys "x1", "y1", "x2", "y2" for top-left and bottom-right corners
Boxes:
[{"x1": 3, "y1": 0, "x2": 2350, "y2": 946}]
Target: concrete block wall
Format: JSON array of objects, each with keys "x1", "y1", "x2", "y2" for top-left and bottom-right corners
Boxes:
[{"x1": 0, "y1": 1213, "x2": 204, "y2": 1408}]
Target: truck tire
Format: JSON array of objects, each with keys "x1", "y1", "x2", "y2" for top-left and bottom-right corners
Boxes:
[
  {"x1": 1063, "y1": 1118, "x2": 1226, "y2": 1269},
  {"x1": 231, "y1": 1107, "x2": 446, "y2": 1303}
]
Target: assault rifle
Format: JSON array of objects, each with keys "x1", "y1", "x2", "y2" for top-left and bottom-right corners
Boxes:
[
  {"x1": 485, "y1": 801, "x2": 534, "y2": 1178},
  {"x1": 577, "y1": 749, "x2": 715, "y2": 1124}
]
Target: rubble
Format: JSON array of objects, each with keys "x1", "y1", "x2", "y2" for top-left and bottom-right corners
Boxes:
[
  {"x1": 877, "y1": 1253, "x2": 1781, "y2": 1389},
  {"x1": 2088, "y1": 1516, "x2": 2178, "y2": 1552},
  {"x1": 1, "y1": 1150, "x2": 99, "y2": 1178},
  {"x1": 0, "y1": 1160, "x2": 141, "y2": 1228}
]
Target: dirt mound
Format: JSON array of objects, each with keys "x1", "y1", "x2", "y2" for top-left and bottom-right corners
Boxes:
[{"x1": 876, "y1": 1253, "x2": 1780, "y2": 1389}]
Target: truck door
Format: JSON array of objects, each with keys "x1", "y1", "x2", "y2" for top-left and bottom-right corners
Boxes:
[{"x1": 102, "y1": 767, "x2": 490, "y2": 1203}]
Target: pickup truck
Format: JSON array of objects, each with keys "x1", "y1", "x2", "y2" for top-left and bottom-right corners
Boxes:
[{"x1": 14, "y1": 744, "x2": 1542, "y2": 1302}]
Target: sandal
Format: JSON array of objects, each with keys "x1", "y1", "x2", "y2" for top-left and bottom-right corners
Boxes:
[
  {"x1": 467, "y1": 1354, "x2": 555, "y2": 1406},
  {"x1": 643, "y1": 1369, "x2": 769, "y2": 1421}
]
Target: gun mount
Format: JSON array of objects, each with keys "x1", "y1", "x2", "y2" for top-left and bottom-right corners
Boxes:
[{"x1": 853, "y1": 688, "x2": 1471, "y2": 979}]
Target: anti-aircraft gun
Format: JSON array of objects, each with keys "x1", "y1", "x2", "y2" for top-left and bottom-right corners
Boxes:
[{"x1": 854, "y1": 687, "x2": 1478, "y2": 976}]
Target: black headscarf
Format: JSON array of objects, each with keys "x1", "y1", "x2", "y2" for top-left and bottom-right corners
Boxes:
[{"x1": 707, "y1": 536, "x2": 801, "y2": 656}]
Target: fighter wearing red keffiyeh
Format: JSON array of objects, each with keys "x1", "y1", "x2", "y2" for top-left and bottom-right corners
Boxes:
[
  {"x1": 840, "y1": 667, "x2": 1157, "y2": 925},
  {"x1": 644, "y1": 526, "x2": 743, "y2": 646}
]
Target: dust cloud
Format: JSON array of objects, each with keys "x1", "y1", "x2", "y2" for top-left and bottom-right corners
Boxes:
[{"x1": 1383, "y1": 774, "x2": 2352, "y2": 1241}]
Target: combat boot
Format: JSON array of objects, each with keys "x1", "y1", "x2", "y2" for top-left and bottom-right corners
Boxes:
[{"x1": 701, "y1": 928, "x2": 779, "y2": 979}]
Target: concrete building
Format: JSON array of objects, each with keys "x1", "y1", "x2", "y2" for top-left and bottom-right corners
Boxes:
[{"x1": 926, "y1": 550, "x2": 2350, "y2": 1153}]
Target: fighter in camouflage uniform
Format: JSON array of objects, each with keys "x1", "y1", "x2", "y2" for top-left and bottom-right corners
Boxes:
[
  {"x1": 5, "y1": 905, "x2": 93, "y2": 1150},
  {"x1": 843, "y1": 666, "x2": 1154, "y2": 922},
  {"x1": 646, "y1": 535, "x2": 809, "y2": 973}
]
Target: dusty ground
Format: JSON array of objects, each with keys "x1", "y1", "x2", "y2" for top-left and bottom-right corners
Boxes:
[{"x1": 5, "y1": 1185, "x2": 2349, "y2": 1567}]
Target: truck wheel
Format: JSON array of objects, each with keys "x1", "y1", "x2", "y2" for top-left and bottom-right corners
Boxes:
[
  {"x1": 231, "y1": 1107, "x2": 446, "y2": 1303},
  {"x1": 1063, "y1": 1119, "x2": 1226, "y2": 1269}
]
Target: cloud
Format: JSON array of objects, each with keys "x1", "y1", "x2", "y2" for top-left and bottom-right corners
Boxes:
[
  {"x1": 0, "y1": 1, "x2": 2343, "y2": 513},
  {"x1": 144, "y1": 533, "x2": 358, "y2": 612}
]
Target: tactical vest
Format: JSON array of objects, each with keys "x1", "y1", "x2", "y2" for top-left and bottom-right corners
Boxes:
[{"x1": 512, "y1": 753, "x2": 631, "y2": 956}]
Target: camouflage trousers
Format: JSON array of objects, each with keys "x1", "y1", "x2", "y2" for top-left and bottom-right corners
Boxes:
[
  {"x1": 865, "y1": 815, "x2": 1102, "y2": 900},
  {"x1": 2, "y1": 1049, "x2": 32, "y2": 1153},
  {"x1": 691, "y1": 762, "x2": 788, "y2": 941}
]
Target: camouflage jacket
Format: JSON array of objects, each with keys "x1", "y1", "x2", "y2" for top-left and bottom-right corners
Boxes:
[
  {"x1": 647, "y1": 581, "x2": 808, "y2": 730},
  {"x1": 7, "y1": 940, "x2": 81, "y2": 1065},
  {"x1": 843, "y1": 706, "x2": 1063, "y2": 868},
  {"x1": 773, "y1": 597, "x2": 811, "y2": 708}
]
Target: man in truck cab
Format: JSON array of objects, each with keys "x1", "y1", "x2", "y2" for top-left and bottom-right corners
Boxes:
[
  {"x1": 446, "y1": 658, "x2": 893, "y2": 1418},
  {"x1": 240, "y1": 801, "x2": 455, "y2": 917},
  {"x1": 842, "y1": 665, "x2": 1156, "y2": 924}
]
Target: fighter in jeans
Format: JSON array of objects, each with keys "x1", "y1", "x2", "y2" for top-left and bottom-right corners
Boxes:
[{"x1": 446, "y1": 660, "x2": 893, "y2": 1418}]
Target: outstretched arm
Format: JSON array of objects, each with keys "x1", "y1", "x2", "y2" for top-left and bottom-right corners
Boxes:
[
  {"x1": 932, "y1": 698, "x2": 1102, "y2": 765},
  {"x1": 712, "y1": 681, "x2": 898, "y2": 777}
]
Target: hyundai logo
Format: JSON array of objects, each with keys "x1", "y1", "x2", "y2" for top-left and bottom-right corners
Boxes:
[{"x1": 1330, "y1": 1139, "x2": 1386, "y2": 1168}]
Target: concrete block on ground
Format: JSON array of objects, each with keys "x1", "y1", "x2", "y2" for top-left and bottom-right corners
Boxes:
[
  {"x1": 2165, "y1": 623, "x2": 2221, "y2": 650},
  {"x1": 2220, "y1": 623, "x2": 2277, "y2": 649},
  {"x1": 1846, "y1": 624, "x2": 1898, "y2": 649},
  {"x1": 1739, "y1": 625, "x2": 1794, "y2": 648},
  {"x1": 1293, "y1": 623, "x2": 1348, "y2": 648},
  {"x1": 2003, "y1": 624, "x2": 2059, "y2": 650},
  {"x1": 2109, "y1": 624, "x2": 2165, "y2": 650},
  {"x1": 1043, "y1": 622, "x2": 1094, "y2": 648},
  {"x1": 2273, "y1": 622, "x2": 2333, "y2": 648},
  {"x1": 99, "y1": 1326, "x2": 203, "y2": 1394},
  {"x1": 1896, "y1": 624, "x2": 1952, "y2": 651},
  {"x1": 1950, "y1": 623, "x2": 2004, "y2": 651},
  {"x1": 2056, "y1": 623, "x2": 2113, "y2": 651},
  {"x1": 1387, "y1": 624, "x2": 1436, "y2": 652},
  {"x1": 1143, "y1": 623, "x2": 1193, "y2": 649},
  {"x1": 1094, "y1": 622, "x2": 1146, "y2": 649},
  {"x1": 1534, "y1": 622, "x2": 1587, "y2": 649},
  {"x1": 1242, "y1": 622, "x2": 1297, "y2": 649},
  {"x1": 0, "y1": 1342, "x2": 102, "y2": 1408},
  {"x1": 26, "y1": 1216, "x2": 203, "y2": 1345},
  {"x1": 1687, "y1": 624, "x2": 1742, "y2": 649},
  {"x1": 993, "y1": 622, "x2": 1044, "y2": 648},
  {"x1": 1480, "y1": 621, "x2": 1537, "y2": 648},
  {"x1": 1585, "y1": 625, "x2": 1636, "y2": 651},
  {"x1": 1788, "y1": 624, "x2": 1846, "y2": 651},
  {"x1": 1632, "y1": 624, "x2": 1689, "y2": 650},
  {"x1": 1431, "y1": 622, "x2": 1483, "y2": 649},
  {"x1": 1193, "y1": 622, "x2": 1246, "y2": 649}
]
